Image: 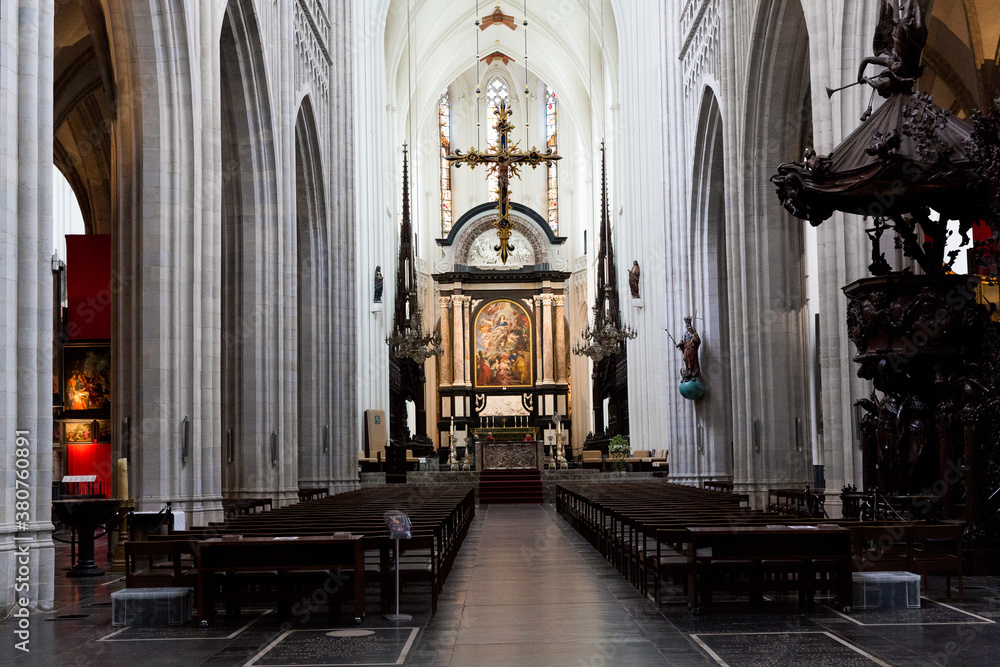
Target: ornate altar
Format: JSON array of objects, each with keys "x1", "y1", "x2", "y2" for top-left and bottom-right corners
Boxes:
[
  {"x1": 477, "y1": 440, "x2": 544, "y2": 471},
  {"x1": 433, "y1": 101, "x2": 574, "y2": 457},
  {"x1": 433, "y1": 201, "x2": 573, "y2": 454}
]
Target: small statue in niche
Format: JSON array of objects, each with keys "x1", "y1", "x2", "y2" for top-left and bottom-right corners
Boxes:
[
  {"x1": 628, "y1": 261, "x2": 641, "y2": 299},
  {"x1": 676, "y1": 316, "x2": 702, "y2": 382},
  {"x1": 373, "y1": 266, "x2": 383, "y2": 303}
]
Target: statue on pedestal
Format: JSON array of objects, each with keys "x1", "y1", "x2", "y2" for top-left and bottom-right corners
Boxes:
[
  {"x1": 628, "y1": 261, "x2": 641, "y2": 299},
  {"x1": 374, "y1": 266, "x2": 383, "y2": 303},
  {"x1": 674, "y1": 316, "x2": 706, "y2": 401},
  {"x1": 677, "y1": 316, "x2": 702, "y2": 381}
]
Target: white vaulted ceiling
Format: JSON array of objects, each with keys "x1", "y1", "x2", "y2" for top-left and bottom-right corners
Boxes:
[{"x1": 384, "y1": 0, "x2": 618, "y2": 151}]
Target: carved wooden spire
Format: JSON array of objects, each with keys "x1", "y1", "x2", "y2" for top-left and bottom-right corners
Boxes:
[
  {"x1": 393, "y1": 144, "x2": 419, "y2": 333},
  {"x1": 595, "y1": 142, "x2": 622, "y2": 331}
]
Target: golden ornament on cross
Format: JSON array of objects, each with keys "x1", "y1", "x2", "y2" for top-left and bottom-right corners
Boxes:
[{"x1": 446, "y1": 99, "x2": 562, "y2": 264}]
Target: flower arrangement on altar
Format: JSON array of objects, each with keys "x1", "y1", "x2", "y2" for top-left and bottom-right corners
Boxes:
[{"x1": 608, "y1": 435, "x2": 631, "y2": 473}]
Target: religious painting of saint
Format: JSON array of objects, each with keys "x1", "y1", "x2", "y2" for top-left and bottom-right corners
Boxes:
[
  {"x1": 62, "y1": 344, "x2": 111, "y2": 413},
  {"x1": 473, "y1": 299, "x2": 533, "y2": 388},
  {"x1": 64, "y1": 420, "x2": 94, "y2": 444}
]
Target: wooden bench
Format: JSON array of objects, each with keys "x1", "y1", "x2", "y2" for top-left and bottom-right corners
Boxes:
[
  {"x1": 172, "y1": 486, "x2": 475, "y2": 618},
  {"x1": 125, "y1": 540, "x2": 197, "y2": 589},
  {"x1": 196, "y1": 535, "x2": 366, "y2": 625},
  {"x1": 767, "y1": 487, "x2": 825, "y2": 518},
  {"x1": 685, "y1": 525, "x2": 853, "y2": 612},
  {"x1": 850, "y1": 522, "x2": 964, "y2": 600}
]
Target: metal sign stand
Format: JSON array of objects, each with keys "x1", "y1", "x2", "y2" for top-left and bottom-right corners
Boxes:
[
  {"x1": 384, "y1": 537, "x2": 412, "y2": 621},
  {"x1": 383, "y1": 510, "x2": 412, "y2": 621}
]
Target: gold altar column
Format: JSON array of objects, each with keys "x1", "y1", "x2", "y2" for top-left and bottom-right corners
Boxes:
[
  {"x1": 439, "y1": 296, "x2": 453, "y2": 386},
  {"x1": 452, "y1": 294, "x2": 464, "y2": 385},
  {"x1": 542, "y1": 294, "x2": 555, "y2": 383},
  {"x1": 554, "y1": 295, "x2": 567, "y2": 384},
  {"x1": 463, "y1": 296, "x2": 473, "y2": 386},
  {"x1": 534, "y1": 296, "x2": 543, "y2": 381}
]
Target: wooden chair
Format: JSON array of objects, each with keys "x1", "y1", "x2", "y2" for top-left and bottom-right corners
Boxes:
[
  {"x1": 910, "y1": 523, "x2": 964, "y2": 601},
  {"x1": 850, "y1": 524, "x2": 913, "y2": 573},
  {"x1": 358, "y1": 449, "x2": 382, "y2": 472},
  {"x1": 623, "y1": 450, "x2": 652, "y2": 471},
  {"x1": 581, "y1": 450, "x2": 604, "y2": 471},
  {"x1": 404, "y1": 449, "x2": 420, "y2": 470}
]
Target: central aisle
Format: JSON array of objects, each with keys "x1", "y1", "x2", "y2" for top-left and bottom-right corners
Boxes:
[{"x1": 405, "y1": 503, "x2": 708, "y2": 666}]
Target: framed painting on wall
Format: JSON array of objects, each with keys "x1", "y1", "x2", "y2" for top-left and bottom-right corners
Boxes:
[
  {"x1": 473, "y1": 299, "x2": 533, "y2": 389},
  {"x1": 64, "y1": 420, "x2": 95, "y2": 444},
  {"x1": 62, "y1": 344, "x2": 111, "y2": 413}
]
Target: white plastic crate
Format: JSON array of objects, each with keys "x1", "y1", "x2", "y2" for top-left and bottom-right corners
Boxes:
[
  {"x1": 111, "y1": 587, "x2": 194, "y2": 626},
  {"x1": 852, "y1": 571, "x2": 920, "y2": 609}
]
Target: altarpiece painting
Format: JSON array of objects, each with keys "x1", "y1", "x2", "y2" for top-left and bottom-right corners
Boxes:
[{"x1": 474, "y1": 299, "x2": 533, "y2": 388}]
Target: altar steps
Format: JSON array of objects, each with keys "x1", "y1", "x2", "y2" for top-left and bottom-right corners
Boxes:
[{"x1": 479, "y1": 469, "x2": 543, "y2": 504}]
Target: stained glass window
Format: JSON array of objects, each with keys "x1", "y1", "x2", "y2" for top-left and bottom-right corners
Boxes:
[
  {"x1": 439, "y1": 91, "x2": 453, "y2": 234},
  {"x1": 486, "y1": 77, "x2": 509, "y2": 202},
  {"x1": 545, "y1": 86, "x2": 558, "y2": 232}
]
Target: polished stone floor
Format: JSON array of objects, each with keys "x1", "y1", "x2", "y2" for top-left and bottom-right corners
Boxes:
[{"x1": 2, "y1": 503, "x2": 1000, "y2": 665}]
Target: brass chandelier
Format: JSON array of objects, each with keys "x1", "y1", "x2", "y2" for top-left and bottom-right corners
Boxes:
[
  {"x1": 572, "y1": 301, "x2": 637, "y2": 362},
  {"x1": 387, "y1": 305, "x2": 443, "y2": 363}
]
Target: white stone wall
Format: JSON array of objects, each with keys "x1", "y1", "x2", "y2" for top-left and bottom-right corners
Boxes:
[
  {"x1": 657, "y1": 0, "x2": 877, "y2": 508},
  {"x1": 0, "y1": 0, "x2": 358, "y2": 614}
]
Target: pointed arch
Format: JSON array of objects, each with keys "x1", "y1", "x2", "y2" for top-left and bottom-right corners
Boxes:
[
  {"x1": 294, "y1": 96, "x2": 332, "y2": 489},
  {"x1": 681, "y1": 87, "x2": 733, "y2": 485},
  {"x1": 735, "y1": 0, "x2": 814, "y2": 502},
  {"x1": 220, "y1": 0, "x2": 283, "y2": 499}
]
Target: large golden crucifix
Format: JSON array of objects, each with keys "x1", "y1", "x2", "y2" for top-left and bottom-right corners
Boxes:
[{"x1": 446, "y1": 99, "x2": 562, "y2": 264}]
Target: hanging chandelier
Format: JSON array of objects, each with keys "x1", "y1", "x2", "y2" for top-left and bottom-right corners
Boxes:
[
  {"x1": 572, "y1": 302, "x2": 637, "y2": 362},
  {"x1": 386, "y1": 305, "x2": 444, "y2": 363}
]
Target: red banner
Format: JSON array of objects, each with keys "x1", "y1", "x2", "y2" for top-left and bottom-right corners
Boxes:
[{"x1": 66, "y1": 234, "x2": 112, "y2": 340}]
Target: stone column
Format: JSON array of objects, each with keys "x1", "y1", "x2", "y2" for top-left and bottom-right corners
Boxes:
[
  {"x1": 439, "y1": 295, "x2": 453, "y2": 386},
  {"x1": 554, "y1": 294, "x2": 567, "y2": 384},
  {"x1": 452, "y1": 294, "x2": 464, "y2": 385},
  {"x1": 0, "y1": 0, "x2": 56, "y2": 614},
  {"x1": 463, "y1": 296, "x2": 472, "y2": 386},
  {"x1": 542, "y1": 294, "x2": 555, "y2": 383},
  {"x1": 534, "y1": 296, "x2": 543, "y2": 382}
]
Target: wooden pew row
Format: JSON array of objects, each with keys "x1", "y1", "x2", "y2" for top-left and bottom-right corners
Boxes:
[
  {"x1": 557, "y1": 482, "x2": 832, "y2": 605},
  {"x1": 127, "y1": 486, "x2": 476, "y2": 621},
  {"x1": 555, "y1": 482, "x2": 964, "y2": 612}
]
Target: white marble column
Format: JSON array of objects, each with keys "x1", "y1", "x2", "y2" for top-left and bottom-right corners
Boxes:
[
  {"x1": 462, "y1": 296, "x2": 472, "y2": 387},
  {"x1": 554, "y1": 294, "x2": 567, "y2": 384},
  {"x1": 542, "y1": 294, "x2": 555, "y2": 384},
  {"x1": 452, "y1": 294, "x2": 464, "y2": 385},
  {"x1": 439, "y1": 295, "x2": 453, "y2": 386},
  {"x1": 0, "y1": 0, "x2": 56, "y2": 614},
  {"x1": 353, "y1": 0, "x2": 390, "y2": 452},
  {"x1": 534, "y1": 296, "x2": 543, "y2": 382},
  {"x1": 327, "y1": 0, "x2": 359, "y2": 495},
  {"x1": 614, "y1": 0, "x2": 671, "y2": 455}
]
